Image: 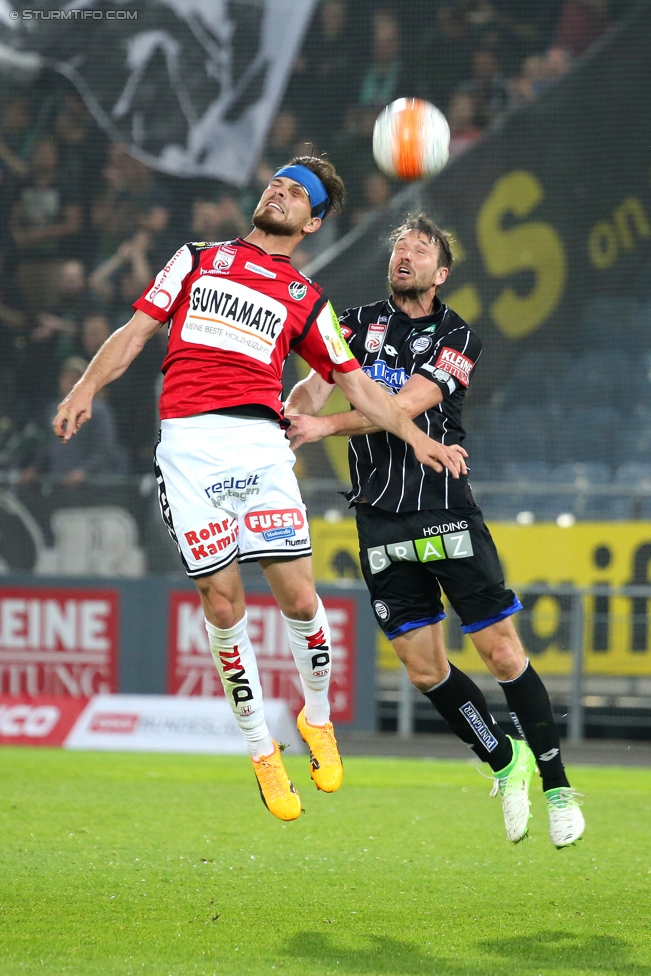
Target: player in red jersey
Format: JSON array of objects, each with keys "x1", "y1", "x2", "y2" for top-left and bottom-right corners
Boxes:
[{"x1": 53, "y1": 156, "x2": 466, "y2": 821}]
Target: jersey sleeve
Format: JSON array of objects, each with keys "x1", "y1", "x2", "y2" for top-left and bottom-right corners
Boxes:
[
  {"x1": 293, "y1": 300, "x2": 360, "y2": 384},
  {"x1": 416, "y1": 329, "x2": 482, "y2": 398},
  {"x1": 132, "y1": 244, "x2": 194, "y2": 322}
]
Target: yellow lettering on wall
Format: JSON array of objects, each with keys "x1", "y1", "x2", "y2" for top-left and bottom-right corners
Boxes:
[
  {"x1": 589, "y1": 220, "x2": 619, "y2": 269},
  {"x1": 310, "y1": 518, "x2": 651, "y2": 677},
  {"x1": 476, "y1": 171, "x2": 566, "y2": 338},
  {"x1": 613, "y1": 196, "x2": 650, "y2": 250},
  {"x1": 588, "y1": 195, "x2": 650, "y2": 270},
  {"x1": 444, "y1": 283, "x2": 482, "y2": 324}
]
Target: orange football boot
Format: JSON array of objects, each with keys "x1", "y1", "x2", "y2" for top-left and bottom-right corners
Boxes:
[
  {"x1": 297, "y1": 708, "x2": 343, "y2": 793},
  {"x1": 251, "y1": 741, "x2": 302, "y2": 821}
]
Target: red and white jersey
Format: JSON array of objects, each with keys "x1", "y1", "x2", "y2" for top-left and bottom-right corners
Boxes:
[{"x1": 134, "y1": 238, "x2": 360, "y2": 420}]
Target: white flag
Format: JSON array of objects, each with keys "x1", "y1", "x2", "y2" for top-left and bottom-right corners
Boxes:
[{"x1": 0, "y1": 0, "x2": 317, "y2": 185}]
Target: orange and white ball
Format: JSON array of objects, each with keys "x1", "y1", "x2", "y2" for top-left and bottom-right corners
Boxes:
[{"x1": 372, "y1": 97, "x2": 450, "y2": 181}]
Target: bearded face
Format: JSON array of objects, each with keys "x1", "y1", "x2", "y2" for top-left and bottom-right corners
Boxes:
[{"x1": 387, "y1": 231, "x2": 445, "y2": 299}]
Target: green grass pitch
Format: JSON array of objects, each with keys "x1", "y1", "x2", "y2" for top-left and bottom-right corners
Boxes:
[{"x1": 1, "y1": 748, "x2": 650, "y2": 976}]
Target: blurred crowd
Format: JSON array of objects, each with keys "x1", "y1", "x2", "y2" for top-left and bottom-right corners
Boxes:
[{"x1": 0, "y1": 0, "x2": 626, "y2": 483}]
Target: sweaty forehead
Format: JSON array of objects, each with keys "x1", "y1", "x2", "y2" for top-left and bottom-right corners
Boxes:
[{"x1": 394, "y1": 231, "x2": 437, "y2": 250}]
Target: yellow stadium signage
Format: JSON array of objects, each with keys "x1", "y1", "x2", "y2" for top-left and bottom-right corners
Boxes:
[{"x1": 310, "y1": 519, "x2": 651, "y2": 676}]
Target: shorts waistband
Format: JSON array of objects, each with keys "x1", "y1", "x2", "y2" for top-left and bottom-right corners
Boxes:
[{"x1": 161, "y1": 414, "x2": 278, "y2": 432}]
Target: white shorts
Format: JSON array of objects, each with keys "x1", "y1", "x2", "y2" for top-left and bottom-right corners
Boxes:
[{"x1": 155, "y1": 414, "x2": 312, "y2": 577}]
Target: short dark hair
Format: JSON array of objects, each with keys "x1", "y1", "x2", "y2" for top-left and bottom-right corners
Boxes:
[
  {"x1": 286, "y1": 154, "x2": 346, "y2": 218},
  {"x1": 390, "y1": 213, "x2": 454, "y2": 269}
]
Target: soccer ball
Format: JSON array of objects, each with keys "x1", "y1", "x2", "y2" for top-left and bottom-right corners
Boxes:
[{"x1": 372, "y1": 97, "x2": 450, "y2": 181}]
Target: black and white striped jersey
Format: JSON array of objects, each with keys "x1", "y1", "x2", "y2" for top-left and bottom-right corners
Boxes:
[{"x1": 339, "y1": 296, "x2": 481, "y2": 513}]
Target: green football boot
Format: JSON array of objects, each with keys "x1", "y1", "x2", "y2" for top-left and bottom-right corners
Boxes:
[
  {"x1": 491, "y1": 736, "x2": 537, "y2": 843},
  {"x1": 545, "y1": 788, "x2": 585, "y2": 848}
]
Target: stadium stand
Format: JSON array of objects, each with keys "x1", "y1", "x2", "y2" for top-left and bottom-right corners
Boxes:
[{"x1": 0, "y1": 0, "x2": 643, "y2": 541}]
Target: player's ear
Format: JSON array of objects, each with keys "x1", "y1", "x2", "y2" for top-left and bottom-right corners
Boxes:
[
  {"x1": 302, "y1": 216, "x2": 322, "y2": 237},
  {"x1": 434, "y1": 265, "x2": 450, "y2": 286}
]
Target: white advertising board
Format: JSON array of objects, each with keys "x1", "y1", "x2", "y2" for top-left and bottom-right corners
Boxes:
[{"x1": 65, "y1": 694, "x2": 304, "y2": 754}]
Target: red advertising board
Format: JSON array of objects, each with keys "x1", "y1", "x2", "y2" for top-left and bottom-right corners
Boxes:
[
  {"x1": 0, "y1": 588, "x2": 119, "y2": 697},
  {"x1": 167, "y1": 592, "x2": 356, "y2": 722},
  {"x1": 0, "y1": 695, "x2": 88, "y2": 746}
]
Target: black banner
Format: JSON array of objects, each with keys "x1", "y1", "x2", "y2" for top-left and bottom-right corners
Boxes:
[
  {"x1": 318, "y1": 0, "x2": 651, "y2": 406},
  {"x1": 0, "y1": 0, "x2": 315, "y2": 185}
]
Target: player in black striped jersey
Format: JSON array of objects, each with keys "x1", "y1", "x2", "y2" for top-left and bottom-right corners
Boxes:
[
  {"x1": 286, "y1": 213, "x2": 584, "y2": 847},
  {"x1": 337, "y1": 281, "x2": 481, "y2": 513}
]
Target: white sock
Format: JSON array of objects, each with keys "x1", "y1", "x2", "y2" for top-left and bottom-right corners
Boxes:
[
  {"x1": 205, "y1": 615, "x2": 274, "y2": 759},
  {"x1": 282, "y1": 597, "x2": 331, "y2": 726}
]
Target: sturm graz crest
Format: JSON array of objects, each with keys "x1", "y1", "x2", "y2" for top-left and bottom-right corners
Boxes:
[
  {"x1": 288, "y1": 281, "x2": 308, "y2": 301},
  {"x1": 0, "y1": 0, "x2": 316, "y2": 186},
  {"x1": 373, "y1": 600, "x2": 390, "y2": 622}
]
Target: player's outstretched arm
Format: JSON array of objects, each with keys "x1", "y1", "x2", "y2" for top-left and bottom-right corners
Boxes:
[
  {"x1": 331, "y1": 368, "x2": 465, "y2": 477},
  {"x1": 287, "y1": 372, "x2": 467, "y2": 476},
  {"x1": 285, "y1": 368, "x2": 372, "y2": 447},
  {"x1": 287, "y1": 373, "x2": 441, "y2": 444},
  {"x1": 53, "y1": 309, "x2": 162, "y2": 443}
]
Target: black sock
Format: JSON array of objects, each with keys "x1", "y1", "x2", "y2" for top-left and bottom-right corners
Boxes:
[
  {"x1": 498, "y1": 661, "x2": 570, "y2": 791},
  {"x1": 423, "y1": 662, "x2": 513, "y2": 772}
]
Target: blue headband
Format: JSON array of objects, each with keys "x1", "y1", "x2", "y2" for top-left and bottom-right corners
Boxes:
[{"x1": 273, "y1": 164, "x2": 330, "y2": 219}]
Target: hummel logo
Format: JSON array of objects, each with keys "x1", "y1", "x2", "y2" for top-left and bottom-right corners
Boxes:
[{"x1": 539, "y1": 748, "x2": 560, "y2": 761}]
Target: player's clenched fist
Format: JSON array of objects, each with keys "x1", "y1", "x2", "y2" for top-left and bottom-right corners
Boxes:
[{"x1": 52, "y1": 384, "x2": 94, "y2": 442}]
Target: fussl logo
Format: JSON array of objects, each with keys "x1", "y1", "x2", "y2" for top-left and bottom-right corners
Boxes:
[{"x1": 245, "y1": 509, "x2": 305, "y2": 532}]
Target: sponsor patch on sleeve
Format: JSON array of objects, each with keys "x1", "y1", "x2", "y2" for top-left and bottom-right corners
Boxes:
[
  {"x1": 434, "y1": 347, "x2": 474, "y2": 387},
  {"x1": 316, "y1": 302, "x2": 356, "y2": 364},
  {"x1": 144, "y1": 245, "x2": 193, "y2": 312}
]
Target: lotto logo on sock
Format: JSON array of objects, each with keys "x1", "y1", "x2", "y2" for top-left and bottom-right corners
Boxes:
[{"x1": 539, "y1": 748, "x2": 559, "y2": 761}]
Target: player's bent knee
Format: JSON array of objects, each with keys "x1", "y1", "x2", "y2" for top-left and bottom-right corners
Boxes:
[
  {"x1": 194, "y1": 578, "x2": 243, "y2": 630},
  {"x1": 483, "y1": 639, "x2": 525, "y2": 680},
  {"x1": 201, "y1": 595, "x2": 240, "y2": 630},
  {"x1": 406, "y1": 663, "x2": 449, "y2": 692},
  {"x1": 283, "y1": 590, "x2": 319, "y2": 621}
]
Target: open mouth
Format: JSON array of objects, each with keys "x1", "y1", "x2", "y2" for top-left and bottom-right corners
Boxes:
[
  {"x1": 267, "y1": 201, "x2": 284, "y2": 214},
  {"x1": 396, "y1": 265, "x2": 412, "y2": 278}
]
